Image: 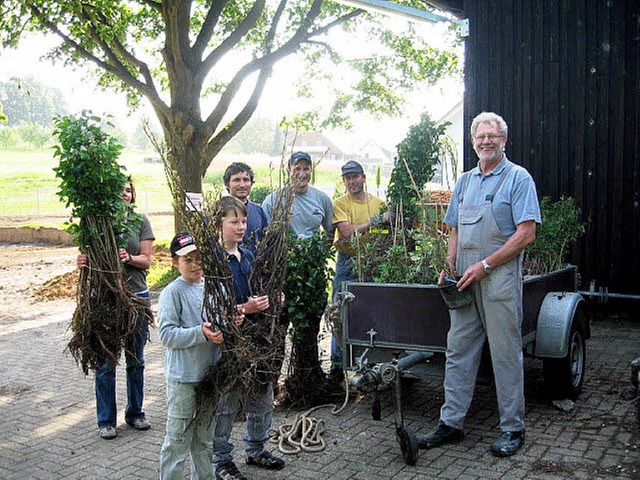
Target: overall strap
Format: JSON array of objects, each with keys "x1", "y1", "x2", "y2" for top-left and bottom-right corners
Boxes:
[
  {"x1": 458, "y1": 171, "x2": 473, "y2": 204},
  {"x1": 485, "y1": 162, "x2": 514, "y2": 202}
]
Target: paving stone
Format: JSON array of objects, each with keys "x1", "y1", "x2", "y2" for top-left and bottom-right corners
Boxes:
[{"x1": 1, "y1": 295, "x2": 639, "y2": 479}]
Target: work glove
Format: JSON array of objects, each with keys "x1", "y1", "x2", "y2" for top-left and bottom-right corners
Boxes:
[{"x1": 370, "y1": 211, "x2": 391, "y2": 226}]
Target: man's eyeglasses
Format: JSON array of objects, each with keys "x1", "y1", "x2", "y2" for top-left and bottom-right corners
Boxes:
[{"x1": 474, "y1": 134, "x2": 504, "y2": 141}]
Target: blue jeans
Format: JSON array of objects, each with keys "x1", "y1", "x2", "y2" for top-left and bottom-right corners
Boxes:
[
  {"x1": 95, "y1": 292, "x2": 149, "y2": 428},
  {"x1": 212, "y1": 383, "x2": 274, "y2": 467},
  {"x1": 160, "y1": 380, "x2": 214, "y2": 480},
  {"x1": 331, "y1": 252, "x2": 357, "y2": 371}
]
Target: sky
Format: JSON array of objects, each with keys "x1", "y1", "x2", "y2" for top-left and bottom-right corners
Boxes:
[{"x1": 0, "y1": 11, "x2": 463, "y2": 152}]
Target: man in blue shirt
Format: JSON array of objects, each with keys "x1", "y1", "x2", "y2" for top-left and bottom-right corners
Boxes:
[
  {"x1": 224, "y1": 162, "x2": 269, "y2": 254},
  {"x1": 418, "y1": 112, "x2": 541, "y2": 458}
]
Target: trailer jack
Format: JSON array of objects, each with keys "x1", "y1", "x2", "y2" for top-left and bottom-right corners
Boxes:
[{"x1": 351, "y1": 351, "x2": 432, "y2": 465}]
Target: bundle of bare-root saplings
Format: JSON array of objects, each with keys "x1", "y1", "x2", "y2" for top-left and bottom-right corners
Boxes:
[
  {"x1": 53, "y1": 111, "x2": 151, "y2": 374},
  {"x1": 163, "y1": 164, "x2": 297, "y2": 418}
]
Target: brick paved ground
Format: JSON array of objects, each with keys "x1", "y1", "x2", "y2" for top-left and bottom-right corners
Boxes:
[{"x1": 0, "y1": 247, "x2": 638, "y2": 479}]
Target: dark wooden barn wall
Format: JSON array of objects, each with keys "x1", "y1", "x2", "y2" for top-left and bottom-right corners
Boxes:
[{"x1": 462, "y1": 0, "x2": 640, "y2": 294}]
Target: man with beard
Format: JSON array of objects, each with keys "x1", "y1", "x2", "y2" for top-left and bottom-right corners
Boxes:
[
  {"x1": 329, "y1": 160, "x2": 385, "y2": 378},
  {"x1": 418, "y1": 112, "x2": 540, "y2": 458},
  {"x1": 223, "y1": 162, "x2": 268, "y2": 254}
]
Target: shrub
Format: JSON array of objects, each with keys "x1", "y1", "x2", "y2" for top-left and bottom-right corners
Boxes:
[
  {"x1": 524, "y1": 196, "x2": 584, "y2": 275},
  {"x1": 249, "y1": 184, "x2": 274, "y2": 205}
]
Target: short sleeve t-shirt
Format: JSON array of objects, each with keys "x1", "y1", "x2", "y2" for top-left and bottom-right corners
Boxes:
[
  {"x1": 332, "y1": 193, "x2": 385, "y2": 255},
  {"x1": 262, "y1": 186, "x2": 333, "y2": 239},
  {"x1": 123, "y1": 214, "x2": 155, "y2": 293}
]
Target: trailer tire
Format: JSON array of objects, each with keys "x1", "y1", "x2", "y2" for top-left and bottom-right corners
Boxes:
[
  {"x1": 542, "y1": 314, "x2": 586, "y2": 400},
  {"x1": 396, "y1": 426, "x2": 419, "y2": 466}
]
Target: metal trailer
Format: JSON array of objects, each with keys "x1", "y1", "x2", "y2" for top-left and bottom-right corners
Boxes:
[{"x1": 338, "y1": 265, "x2": 589, "y2": 465}]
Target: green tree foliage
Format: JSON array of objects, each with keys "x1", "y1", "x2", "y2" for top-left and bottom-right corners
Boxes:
[
  {"x1": 0, "y1": 126, "x2": 18, "y2": 148},
  {"x1": 222, "y1": 116, "x2": 283, "y2": 155},
  {"x1": 130, "y1": 120, "x2": 162, "y2": 151},
  {"x1": 353, "y1": 112, "x2": 451, "y2": 285},
  {"x1": 248, "y1": 184, "x2": 274, "y2": 205},
  {"x1": 0, "y1": 0, "x2": 459, "y2": 210},
  {"x1": 0, "y1": 77, "x2": 68, "y2": 127},
  {"x1": 15, "y1": 122, "x2": 52, "y2": 149},
  {"x1": 387, "y1": 112, "x2": 449, "y2": 225},
  {"x1": 52, "y1": 111, "x2": 139, "y2": 250},
  {"x1": 281, "y1": 231, "x2": 334, "y2": 404}
]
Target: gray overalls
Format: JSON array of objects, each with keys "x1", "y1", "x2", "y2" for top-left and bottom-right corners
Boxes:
[{"x1": 440, "y1": 163, "x2": 526, "y2": 432}]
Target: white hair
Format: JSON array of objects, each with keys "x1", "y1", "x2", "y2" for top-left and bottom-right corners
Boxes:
[{"x1": 470, "y1": 112, "x2": 508, "y2": 138}]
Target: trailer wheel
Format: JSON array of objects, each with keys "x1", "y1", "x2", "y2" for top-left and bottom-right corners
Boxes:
[
  {"x1": 396, "y1": 426, "x2": 419, "y2": 466},
  {"x1": 542, "y1": 314, "x2": 586, "y2": 400}
]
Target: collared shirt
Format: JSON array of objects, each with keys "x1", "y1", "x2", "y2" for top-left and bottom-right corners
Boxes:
[
  {"x1": 227, "y1": 246, "x2": 254, "y2": 304},
  {"x1": 243, "y1": 201, "x2": 268, "y2": 254},
  {"x1": 444, "y1": 157, "x2": 541, "y2": 237}
]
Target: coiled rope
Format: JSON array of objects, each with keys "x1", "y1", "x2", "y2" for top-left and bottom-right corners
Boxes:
[{"x1": 269, "y1": 375, "x2": 350, "y2": 454}]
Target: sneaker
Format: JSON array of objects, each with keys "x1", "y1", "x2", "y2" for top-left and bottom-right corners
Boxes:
[
  {"x1": 215, "y1": 461, "x2": 248, "y2": 480},
  {"x1": 246, "y1": 450, "x2": 285, "y2": 470},
  {"x1": 99, "y1": 427, "x2": 117, "y2": 440},
  {"x1": 490, "y1": 430, "x2": 525, "y2": 457},
  {"x1": 417, "y1": 421, "x2": 464, "y2": 450},
  {"x1": 126, "y1": 417, "x2": 151, "y2": 430}
]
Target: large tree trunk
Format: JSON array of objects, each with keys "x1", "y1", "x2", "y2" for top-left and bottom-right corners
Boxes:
[{"x1": 162, "y1": 118, "x2": 210, "y2": 232}]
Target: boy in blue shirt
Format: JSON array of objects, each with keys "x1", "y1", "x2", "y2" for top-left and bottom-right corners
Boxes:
[
  {"x1": 212, "y1": 196, "x2": 285, "y2": 480},
  {"x1": 159, "y1": 232, "x2": 225, "y2": 480}
]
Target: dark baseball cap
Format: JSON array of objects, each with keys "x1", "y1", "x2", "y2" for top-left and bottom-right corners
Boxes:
[
  {"x1": 170, "y1": 231, "x2": 197, "y2": 257},
  {"x1": 290, "y1": 151, "x2": 312, "y2": 165},
  {"x1": 341, "y1": 160, "x2": 364, "y2": 176}
]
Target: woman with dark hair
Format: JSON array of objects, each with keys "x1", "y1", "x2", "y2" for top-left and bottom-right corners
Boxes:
[{"x1": 77, "y1": 176, "x2": 155, "y2": 440}]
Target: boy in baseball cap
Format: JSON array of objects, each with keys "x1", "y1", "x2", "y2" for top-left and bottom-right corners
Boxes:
[{"x1": 159, "y1": 231, "x2": 224, "y2": 478}]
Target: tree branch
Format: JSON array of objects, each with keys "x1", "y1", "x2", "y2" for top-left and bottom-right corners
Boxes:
[
  {"x1": 161, "y1": 0, "x2": 189, "y2": 77},
  {"x1": 198, "y1": 0, "x2": 267, "y2": 81},
  {"x1": 265, "y1": 0, "x2": 289, "y2": 52},
  {"x1": 28, "y1": 4, "x2": 170, "y2": 119},
  {"x1": 140, "y1": 0, "x2": 162, "y2": 12},
  {"x1": 203, "y1": 0, "x2": 326, "y2": 130},
  {"x1": 309, "y1": 9, "x2": 363, "y2": 38},
  {"x1": 205, "y1": 66, "x2": 273, "y2": 166},
  {"x1": 81, "y1": 4, "x2": 158, "y2": 93},
  {"x1": 192, "y1": 0, "x2": 229, "y2": 59}
]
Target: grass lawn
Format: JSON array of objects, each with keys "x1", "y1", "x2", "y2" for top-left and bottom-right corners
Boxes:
[{"x1": 0, "y1": 148, "x2": 349, "y2": 221}]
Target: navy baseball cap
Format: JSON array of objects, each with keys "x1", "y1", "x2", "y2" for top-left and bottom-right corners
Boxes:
[
  {"x1": 170, "y1": 232, "x2": 197, "y2": 257},
  {"x1": 341, "y1": 161, "x2": 364, "y2": 176},
  {"x1": 290, "y1": 151, "x2": 312, "y2": 165}
]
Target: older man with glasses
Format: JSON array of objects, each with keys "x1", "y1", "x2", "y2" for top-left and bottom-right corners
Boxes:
[{"x1": 418, "y1": 112, "x2": 541, "y2": 457}]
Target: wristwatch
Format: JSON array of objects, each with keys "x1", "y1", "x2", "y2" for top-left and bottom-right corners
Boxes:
[{"x1": 481, "y1": 259, "x2": 493, "y2": 274}]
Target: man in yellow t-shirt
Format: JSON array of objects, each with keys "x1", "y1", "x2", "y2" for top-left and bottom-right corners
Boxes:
[{"x1": 330, "y1": 160, "x2": 385, "y2": 376}]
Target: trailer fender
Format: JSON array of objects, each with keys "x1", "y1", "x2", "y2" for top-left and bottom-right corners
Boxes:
[{"x1": 534, "y1": 292, "x2": 584, "y2": 359}]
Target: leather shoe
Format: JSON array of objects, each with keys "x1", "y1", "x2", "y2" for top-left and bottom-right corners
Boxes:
[
  {"x1": 417, "y1": 421, "x2": 464, "y2": 450},
  {"x1": 490, "y1": 430, "x2": 525, "y2": 457},
  {"x1": 126, "y1": 417, "x2": 151, "y2": 430}
]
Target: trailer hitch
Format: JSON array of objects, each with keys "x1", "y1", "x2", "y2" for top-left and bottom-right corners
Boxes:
[{"x1": 351, "y1": 351, "x2": 432, "y2": 465}]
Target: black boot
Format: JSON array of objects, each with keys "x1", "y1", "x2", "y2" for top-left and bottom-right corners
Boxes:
[
  {"x1": 490, "y1": 430, "x2": 525, "y2": 457},
  {"x1": 417, "y1": 421, "x2": 464, "y2": 450}
]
